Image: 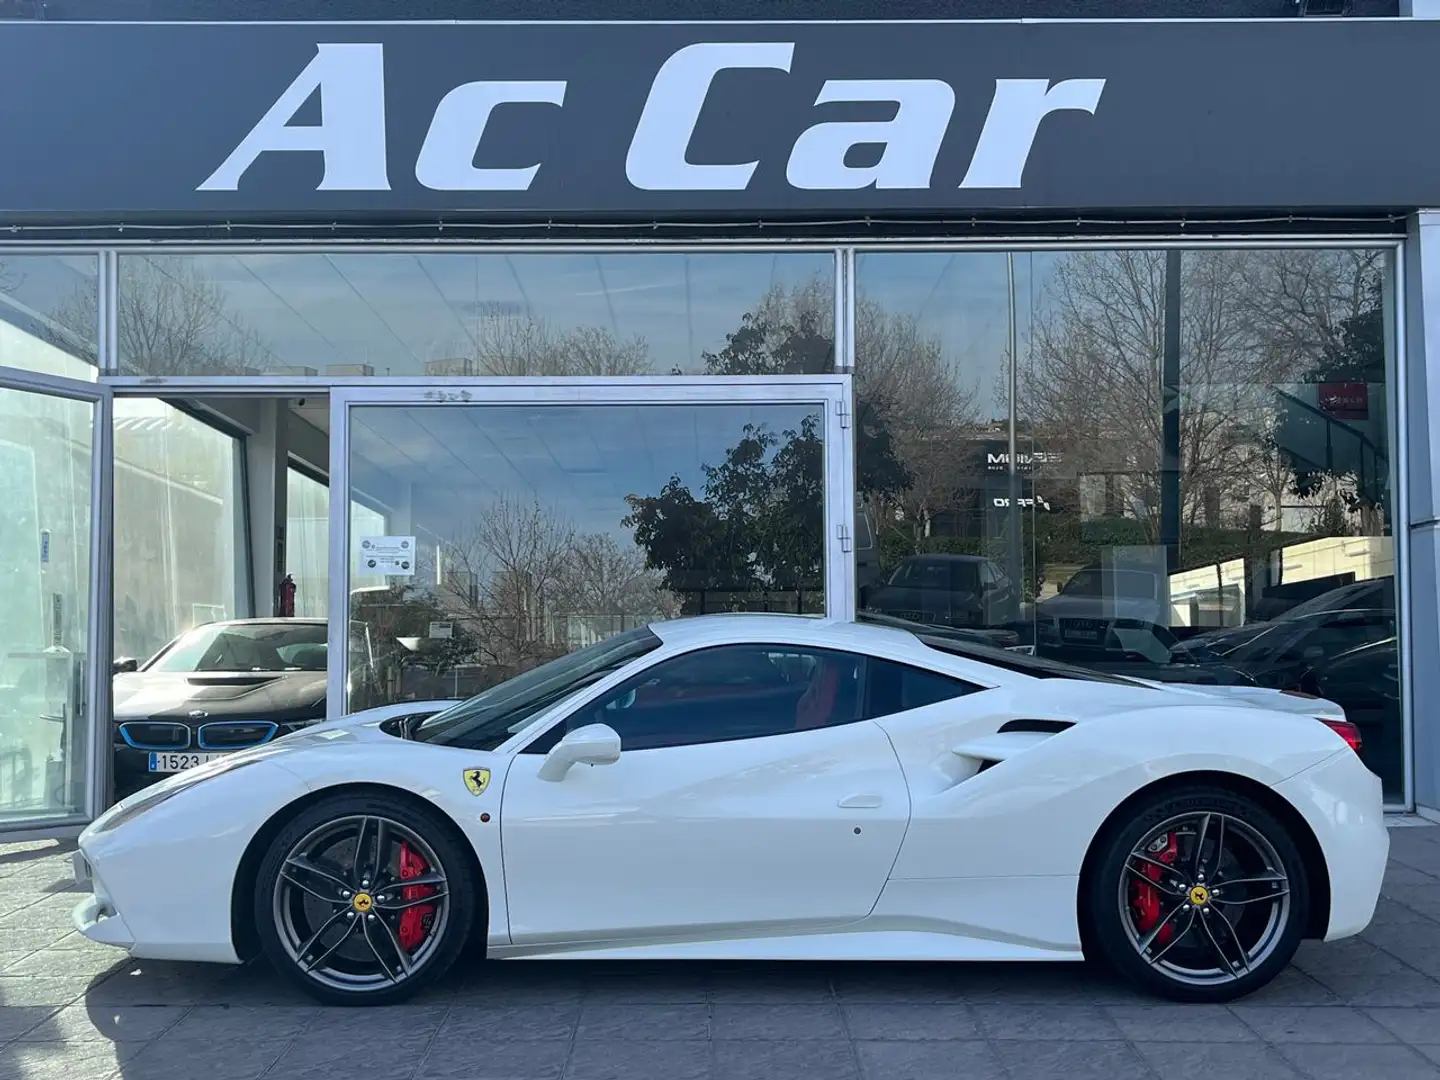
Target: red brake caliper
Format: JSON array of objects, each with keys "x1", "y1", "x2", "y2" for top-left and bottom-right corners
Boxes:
[
  {"x1": 396, "y1": 841, "x2": 437, "y2": 953},
  {"x1": 1130, "y1": 832, "x2": 1179, "y2": 947}
]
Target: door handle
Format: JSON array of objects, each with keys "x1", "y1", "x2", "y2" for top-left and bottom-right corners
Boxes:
[{"x1": 839, "y1": 794, "x2": 883, "y2": 808}]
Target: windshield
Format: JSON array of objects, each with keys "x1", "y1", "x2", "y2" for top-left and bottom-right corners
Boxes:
[
  {"x1": 411, "y1": 626, "x2": 663, "y2": 749},
  {"x1": 1280, "y1": 578, "x2": 1393, "y2": 620},
  {"x1": 146, "y1": 622, "x2": 329, "y2": 673},
  {"x1": 1060, "y1": 569, "x2": 1157, "y2": 599},
  {"x1": 889, "y1": 558, "x2": 963, "y2": 589}
]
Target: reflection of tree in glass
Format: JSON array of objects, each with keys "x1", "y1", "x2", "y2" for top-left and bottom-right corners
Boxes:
[
  {"x1": 435, "y1": 496, "x2": 677, "y2": 676},
  {"x1": 53, "y1": 256, "x2": 275, "y2": 376},
  {"x1": 624, "y1": 416, "x2": 824, "y2": 615},
  {"x1": 1022, "y1": 248, "x2": 1388, "y2": 540},
  {"x1": 431, "y1": 317, "x2": 650, "y2": 376},
  {"x1": 1270, "y1": 268, "x2": 1388, "y2": 534}
]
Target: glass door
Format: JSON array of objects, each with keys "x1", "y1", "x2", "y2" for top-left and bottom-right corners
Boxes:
[
  {"x1": 0, "y1": 369, "x2": 110, "y2": 834},
  {"x1": 327, "y1": 378, "x2": 855, "y2": 716}
]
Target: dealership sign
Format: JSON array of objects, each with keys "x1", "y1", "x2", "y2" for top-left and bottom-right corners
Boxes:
[{"x1": 0, "y1": 19, "x2": 1437, "y2": 217}]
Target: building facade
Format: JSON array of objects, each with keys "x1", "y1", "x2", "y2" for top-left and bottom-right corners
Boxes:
[{"x1": 1, "y1": 0, "x2": 1437, "y2": 835}]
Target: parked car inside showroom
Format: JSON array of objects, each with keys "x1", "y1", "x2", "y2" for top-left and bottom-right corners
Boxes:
[{"x1": 111, "y1": 618, "x2": 337, "y2": 797}]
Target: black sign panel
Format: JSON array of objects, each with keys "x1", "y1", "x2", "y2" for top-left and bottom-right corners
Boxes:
[{"x1": 0, "y1": 19, "x2": 1433, "y2": 218}]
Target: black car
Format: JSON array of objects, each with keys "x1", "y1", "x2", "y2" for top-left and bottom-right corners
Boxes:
[{"x1": 111, "y1": 618, "x2": 330, "y2": 797}]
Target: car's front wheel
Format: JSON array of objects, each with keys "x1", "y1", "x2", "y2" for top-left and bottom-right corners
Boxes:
[
  {"x1": 253, "y1": 792, "x2": 478, "y2": 1005},
  {"x1": 1084, "y1": 785, "x2": 1310, "y2": 1003}
]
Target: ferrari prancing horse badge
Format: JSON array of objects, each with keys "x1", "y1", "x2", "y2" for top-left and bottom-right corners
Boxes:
[{"x1": 463, "y1": 767, "x2": 491, "y2": 797}]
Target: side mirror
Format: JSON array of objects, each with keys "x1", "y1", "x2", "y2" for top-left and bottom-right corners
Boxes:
[
  {"x1": 537, "y1": 722, "x2": 622, "y2": 782},
  {"x1": 112, "y1": 658, "x2": 138, "y2": 674}
]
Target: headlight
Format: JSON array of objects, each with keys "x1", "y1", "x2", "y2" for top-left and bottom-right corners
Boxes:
[{"x1": 93, "y1": 752, "x2": 267, "y2": 833}]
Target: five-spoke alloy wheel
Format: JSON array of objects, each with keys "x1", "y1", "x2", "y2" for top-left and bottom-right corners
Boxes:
[
  {"x1": 254, "y1": 793, "x2": 478, "y2": 1005},
  {"x1": 1085, "y1": 786, "x2": 1310, "y2": 1003}
]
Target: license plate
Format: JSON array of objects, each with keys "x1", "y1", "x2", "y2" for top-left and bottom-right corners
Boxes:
[
  {"x1": 1061, "y1": 620, "x2": 1105, "y2": 641},
  {"x1": 148, "y1": 751, "x2": 226, "y2": 772}
]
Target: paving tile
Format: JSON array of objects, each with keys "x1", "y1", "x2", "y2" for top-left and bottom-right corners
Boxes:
[
  {"x1": 706, "y1": 968, "x2": 836, "y2": 1002},
  {"x1": 272, "y1": 1026, "x2": 436, "y2": 1073},
  {"x1": 3, "y1": 947, "x2": 128, "y2": 978},
  {"x1": 841, "y1": 1002, "x2": 981, "y2": 1041},
  {"x1": 714, "y1": 1040, "x2": 859, "y2": 1080},
  {"x1": 0, "y1": 975, "x2": 92, "y2": 1006},
  {"x1": 0, "y1": 901, "x2": 86, "y2": 931},
  {"x1": 575, "y1": 1002, "x2": 710, "y2": 1041},
  {"x1": 972, "y1": 1002, "x2": 1123, "y2": 1040},
  {"x1": 1132, "y1": 1041, "x2": 1308, "y2": 1079},
  {"x1": 711, "y1": 1002, "x2": 846, "y2": 1040},
  {"x1": 0, "y1": 927, "x2": 68, "y2": 952},
  {"x1": 0, "y1": 1040, "x2": 139, "y2": 1080},
  {"x1": 1316, "y1": 970, "x2": 1440, "y2": 1007},
  {"x1": 1366, "y1": 1006, "x2": 1440, "y2": 1044},
  {"x1": 1107, "y1": 1004, "x2": 1258, "y2": 1042},
  {"x1": 1276, "y1": 1043, "x2": 1440, "y2": 1079},
  {"x1": 1386, "y1": 865, "x2": 1440, "y2": 887},
  {"x1": 436, "y1": 1002, "x2": 580, "y2": 1041},
  {"x1": 0, "y1": 1003, "x2": 60, "y2": 1041},
  {"x1": 17, "y1": 1003, "x2": 188, "y2": 1042},
  {"x1": 1231, "y1": 1004, "x2": 1397, "y2": 1043},
  {"x1": 414, "y1": 1038, "x2": 571, "y2": 1080},
  {"x1": 123, "y1": 1029, "x2": 294, "y2": 1080},
  {"x1": 991, "y1": 1040, "x2": 1157, "y2": 1079},
  {"x1": 566, "y1": 1039, "x2": 711, "y2": 1080},
  {"x1": 584, "y1": 970, "x2": 711, "y2": 1003},
  {"x1": 1233, "y1": 965, "x2": 1342, "y2": 1004},
  {"x1": 832, "y1": 966, "x2": 968, "y2": 1003},
  {"x1": 159, "y1": 1004, "x2": 313, "y2": 1041},
  {"x1": 854, "y1": 1039, "x2": 1008, "y2": 1080}
]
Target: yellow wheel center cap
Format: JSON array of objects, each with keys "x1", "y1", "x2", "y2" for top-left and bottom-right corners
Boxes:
[
  {"x1": 1188, "y1": 885, "x2": 1210, "y2": 907},
  {"x1": 352, "y1": 892, "x2": 374, "y2": 913}
]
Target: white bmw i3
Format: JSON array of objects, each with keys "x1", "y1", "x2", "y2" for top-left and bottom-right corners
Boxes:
[{"x1": 72, "y1": 613, "x2": 1388, "y2": 1006}]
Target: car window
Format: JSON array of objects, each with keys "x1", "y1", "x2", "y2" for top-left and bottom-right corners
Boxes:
[
  {"x1": 863, "y1": 658, "x2": 983, "y2": 719},
  {"x1": 525, "y1": 644, "x2": 869, "y2": 753},
  {"x1": 410, "y1": 626, "x2": 662, "y2": 749}
]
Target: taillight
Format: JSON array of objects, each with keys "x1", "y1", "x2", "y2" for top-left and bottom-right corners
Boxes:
[{"x1": 1319, "y1": 718, "x2": 1362, "y2": 754}]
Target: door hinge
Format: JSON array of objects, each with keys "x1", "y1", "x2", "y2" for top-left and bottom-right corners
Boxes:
[
  {"x1": 836, "y1": 398, "x2": 851, "y2": 429},
  {"x1": 837, "y1": 523, "x2": 853, "y2": 553}
]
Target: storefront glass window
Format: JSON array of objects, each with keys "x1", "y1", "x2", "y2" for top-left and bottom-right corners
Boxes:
[
  {"x1": 345, "y1": 401, "x2": 828, "y2": 712},
  {"x1": 285, "y1": 466, "x2": 394, "y2": 620},
  {"x1": 0, "y1": 254, "x2": 99, "y2": 381},
  {"x1": 854, "y1": 247, "x2": 1401, "y2": 799},
  {"x1": 0, "y1": 386, "x2": 94, "y2": 822},
  {"x1": 111, "y1": 400, "x2": 248, "y2": 666},
  {"x1": 117, "y1": 253, "x2": 835, "y2": 378}
]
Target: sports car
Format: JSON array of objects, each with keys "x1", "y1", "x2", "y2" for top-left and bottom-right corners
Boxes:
[{"x1": 71, "y1": 613, "x2": 1388, "y2": 1007}]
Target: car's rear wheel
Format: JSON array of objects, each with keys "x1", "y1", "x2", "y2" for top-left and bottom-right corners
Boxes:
[
  {"x1": 253, "y1": 792, "x2": 478, "y2": 1005},
  {"x1": 1084, "y1": 786, "x2": 1310, "y2": 1003}
]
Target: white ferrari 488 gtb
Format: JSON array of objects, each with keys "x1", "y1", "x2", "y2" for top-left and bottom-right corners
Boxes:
[{"x1": 72, "y1": 614, "x2": 1388, "y2": 1006}]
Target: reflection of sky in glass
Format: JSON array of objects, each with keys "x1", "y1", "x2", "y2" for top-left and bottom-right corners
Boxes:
[
  {"x1": 855, "y1": 252, "x2": 1061, "y2": 419},
  {"x1": 121, "y1": 253, "x2": 835, "y2": 376},
  {"x1": 0, "y1": 254, "x2": 99, "y2": 379},
  {"x1": 350, "y1": 402, "x2": 822, "y2": 542}
]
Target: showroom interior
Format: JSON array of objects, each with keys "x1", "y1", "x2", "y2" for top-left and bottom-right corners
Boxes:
[{"x1": 0, "y1": 242, "x2": 1411, "y2": 832}]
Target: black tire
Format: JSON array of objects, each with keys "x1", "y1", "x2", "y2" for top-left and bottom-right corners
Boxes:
[
  {"x1": 1083, "y1": 785, "x2": 1310, "y2": 1003},
  {"x1": 253, "y1": 791, "x2": 480, "y2": 1006}
]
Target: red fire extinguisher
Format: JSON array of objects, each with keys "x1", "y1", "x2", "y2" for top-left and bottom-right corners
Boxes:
[{"x1": 278, "y1": 574, "x2": 296, "y2": 618}]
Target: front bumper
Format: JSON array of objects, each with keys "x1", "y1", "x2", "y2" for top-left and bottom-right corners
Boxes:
[{"x1": 70, "y1": 850, "x2": 134, "y2": 950}]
